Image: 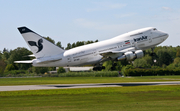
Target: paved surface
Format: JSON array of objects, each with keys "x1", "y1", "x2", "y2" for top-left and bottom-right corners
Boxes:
[{"x1": 1, "y1": 81, "x2": 180, "y2": 91}]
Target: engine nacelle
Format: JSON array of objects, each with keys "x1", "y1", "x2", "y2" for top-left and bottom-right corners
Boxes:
[
  {"x1": 124, "y1": 51, "x2": 136, "y2": 61},
  {"x1": 117, "y1": 51, "x2": 135, "y2": 61},
  {"x1": 117, "y1": 50, "x2": 144, "y2": 61},
  {"x1": 135, "y1": 50, "x2": 144, "y2": 59}
]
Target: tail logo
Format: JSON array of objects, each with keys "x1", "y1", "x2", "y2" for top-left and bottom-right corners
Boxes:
[{"x1": 28, "y1": 39, "x2": 43, "y2": 53}]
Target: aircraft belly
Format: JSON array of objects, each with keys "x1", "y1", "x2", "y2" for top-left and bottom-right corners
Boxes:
[{"x1": 71, "y1": 55, "x2": 101, "y2": 66}]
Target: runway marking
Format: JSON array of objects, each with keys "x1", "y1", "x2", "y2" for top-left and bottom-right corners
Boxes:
[{"x1": 0, "y1": 81, "x2": 180, "y2": 91}]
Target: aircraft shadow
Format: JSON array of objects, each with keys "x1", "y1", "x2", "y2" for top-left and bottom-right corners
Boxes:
[{"x1": 51, "y1": 82, "x2": 172, "y2": 88}]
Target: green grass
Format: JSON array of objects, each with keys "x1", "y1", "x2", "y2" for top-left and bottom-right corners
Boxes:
[
  {"x1": 1, "y1": 85, "x2": 180, "y2": 111},
  {"x1": 1, "y1": 75, "x2": 180, "y2": 86}
]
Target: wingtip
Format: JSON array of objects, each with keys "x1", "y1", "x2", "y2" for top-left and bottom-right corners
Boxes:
[{"x1": 17, "y1": 26, "x2": 34, "y2": 34}]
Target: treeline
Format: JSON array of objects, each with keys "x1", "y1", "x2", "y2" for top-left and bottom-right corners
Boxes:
[
  {"x1": 123, "y1": 68, "x2": 180, "y2": 76},
  {"x1": 0, "y1": 37, "x2": 98, "y2": 77},
  {"x1": 45, "y1": 36, "x2": 98, "y2": 50}
]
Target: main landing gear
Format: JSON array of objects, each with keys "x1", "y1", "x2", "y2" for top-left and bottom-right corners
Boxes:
[
  {"x1": 150, "y1": 47, "x2": 156, "y2": 56},
  {"x1": 150, "y1": 47, "x2": 158, "y2": 65}
]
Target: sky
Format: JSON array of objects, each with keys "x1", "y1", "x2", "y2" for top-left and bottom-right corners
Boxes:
[{"x1": 1, "y1": 0, "x2": 180, "y2": 51}]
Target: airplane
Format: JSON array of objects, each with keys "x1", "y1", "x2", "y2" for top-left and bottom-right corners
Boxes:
[{"x1": 15, "y1": 27, "x2": 168, "y2": 71}]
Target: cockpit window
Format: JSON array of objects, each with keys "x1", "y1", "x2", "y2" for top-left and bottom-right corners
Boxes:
[{"x1": 153, "y1": 28, "x2": 157, "y2": 30}]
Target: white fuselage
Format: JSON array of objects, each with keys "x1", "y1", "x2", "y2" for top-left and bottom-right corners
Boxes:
[{"x1": 32, "y1": 27, "x2": 168, "y2": 67}]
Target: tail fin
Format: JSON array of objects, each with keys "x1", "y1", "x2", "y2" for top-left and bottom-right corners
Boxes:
[{"x1": 18, "y1": 27, "x2": 64, "y2": 58}]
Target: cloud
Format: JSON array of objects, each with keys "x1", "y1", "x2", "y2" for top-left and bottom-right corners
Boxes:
[
  {"x1": 162, "y1": 7, "x2": 172, "y2": 11},
  {"x1": 87, "y1": 2, "x2": 126, "y2": 12}
]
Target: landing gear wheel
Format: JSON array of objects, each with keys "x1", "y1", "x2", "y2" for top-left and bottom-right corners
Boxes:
[
  {"x1": 102, "y1": 66, "x2": 105, "y2": 69},
  {"x1": 150, "y1": 52, "x2": 156, "y2": 56},
  {"x1": 113, "y1": 63, "x2": 117, "y2": 66},
  {"x1": 150, "y1": 47, "x2": 156, "y2": 56}
]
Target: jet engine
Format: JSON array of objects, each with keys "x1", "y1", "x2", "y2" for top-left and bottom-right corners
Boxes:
[{"x1": 117, "y1": 50, "x2": 144, "y2": 61}]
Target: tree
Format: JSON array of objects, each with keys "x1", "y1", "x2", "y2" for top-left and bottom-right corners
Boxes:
[
  {"x1": 95, "y1": 40, "x2": 98, "y2": 42},
  {"x1": 8, "y1": 47, "x2": 32, "y2": 70},
  {"x1": 121, "y1": 65, "x2": 134, "y2": 76},
  {"x1": 57, "y1": 67, "x2": 66, "y2": 73},
  {"x1": 0, "y1": 51, "x2": 2, "y2": 60},
  {"x1": 48, "y1": 67, "x2": 56, "y2": 71},
  {"x1": 4, "y1": 64, "x2": 15, "y2": 72},
  {"x1": 2, "y1": 51, "x2": 10, "y2": 63},
  {"x1": 44, "y1": 37, "x2": 55, "y2": 44},
  {"x1": 65, "y1": 40, "x2": 98, "y2": 50},
  {"x1": 56, "y1": 41, "x2": 64, "y2": 49},
  {"x1": 72, "y1": 43, "x2": 76, "y2": 48},
  {"x1": 102, "y1": 60, "x2": 113, "y2": 71},
  {"x1": 76, "y1": 41, "x2": 84, "y2": 47},
  {"x1": 32, "y1": 67, "x2": 49, "y2": 74},
  {"x1": 85, "y1": 40, "x2": 94, "y2": 44},
  {"x1": 166, "y1": 57, "x2": 180, "y2": 69},
  {"x1": 176, "y1": 49, "x2": 180, "y2": 57},
  {"x1": 173, "y1": 57, "x2": 180, "y2": 65},
  {"x1": 102, "y1": 61, "x2": 124, "y2": 71},
  {"x1": 156, "y1": 49, "x2": 173, "y2": 66},
  {"x1": 143, "y1": 55, "x2": 153, "y2": 65},
  {"x1": 3, "y1": 48, "x2": 8, "y2": 53},
  {"x1": 133, "y1": 58, "x2": 150, "y2": 68},
  {"x1": 0, "y1": 60, "x2": 6, "y2": 76},
  {"x1": 66, "y1": 43, "x2": 72, "y2": 50}
]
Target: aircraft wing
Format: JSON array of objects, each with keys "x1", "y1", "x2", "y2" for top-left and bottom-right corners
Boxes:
[
  {"x1": 14, "y1": 60, "x2": 33, "y2": 63},
  {"x1": 99, "y1": 47, "x2": 136, "y2": 57}
]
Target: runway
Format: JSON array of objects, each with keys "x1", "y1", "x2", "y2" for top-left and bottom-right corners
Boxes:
[{"x1": 1, "y1": 81, "x2": 180, "y2": 91}]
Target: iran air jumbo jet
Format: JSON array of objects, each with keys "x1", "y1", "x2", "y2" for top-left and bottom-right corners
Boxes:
[{"x1": 15, "y1": 27, "x2": 168, "y2": 71}]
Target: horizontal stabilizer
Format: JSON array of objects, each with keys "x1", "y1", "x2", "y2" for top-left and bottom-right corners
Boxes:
[
  {"x1": 23, "y1": 54, "x2": 35, "y2": 57},
  {"x1": 14, "y1": 60, "x2": 33, "y2": 63}
]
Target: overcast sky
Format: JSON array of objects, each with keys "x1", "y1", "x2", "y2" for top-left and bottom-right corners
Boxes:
[{"x1": 1, "y1": 0, "x2": 180, "y2": 51}]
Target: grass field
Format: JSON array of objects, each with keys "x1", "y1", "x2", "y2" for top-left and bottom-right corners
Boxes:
[
  {"x1": 1, "y1": 76, "x2": 180, "y2": 111},
  {"x1": 0, "y1": 75, "x2": 180, "y2": 86},
  {"x1": 1, "y1": 85, "x2": 180, "y2": 111}
]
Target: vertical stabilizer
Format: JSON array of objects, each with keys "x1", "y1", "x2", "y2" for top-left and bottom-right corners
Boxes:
[{"x1": 18, "y1": 27, "x2": 64, "y2": 58}]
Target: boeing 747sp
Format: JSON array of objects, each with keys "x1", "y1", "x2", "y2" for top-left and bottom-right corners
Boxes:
[{"x1": 15, "y1": 27, "x2": 168, "y2": 71}]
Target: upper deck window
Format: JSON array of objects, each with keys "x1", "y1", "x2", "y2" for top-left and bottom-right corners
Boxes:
[{"x1": 153, "y1": 28, "x2": 157, "y2": 31}]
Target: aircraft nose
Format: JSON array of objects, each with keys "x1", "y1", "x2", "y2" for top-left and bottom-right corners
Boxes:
[
  {"x1": 159, "y1": 30, "x2": 169, "y2": 39},
  {"x1": 159, "y1": 32, "x2": 169, "y2": 42},
  {"x1": 163, "y1": 33, "x2": 169, "y2": 39}
]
